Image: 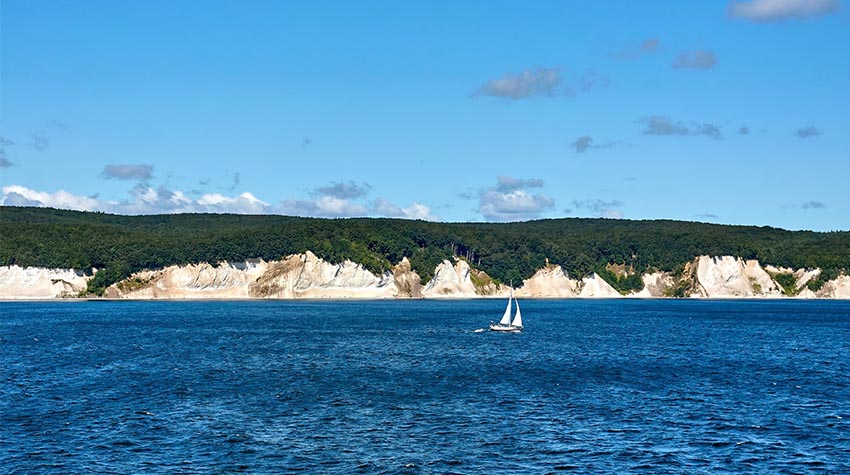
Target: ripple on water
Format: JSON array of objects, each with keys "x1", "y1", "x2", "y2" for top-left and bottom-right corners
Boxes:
[{"x1": 2, "y1": 299, "x2": 850, "y2": 474}]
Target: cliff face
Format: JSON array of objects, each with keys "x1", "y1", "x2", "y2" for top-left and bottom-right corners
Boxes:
[
  {"x1": 691, "y1": 256, "x2": 782, "y2": 298},
  {"x1": 0, "y1": 265, "x2": 89, "y2": 299},
  {"x1": 817, "y1": 275, "x2": 850, "y2": 299},
  {"x1": 1, "y1": 253, "x2": 848, "y2": 300},
  {"x1": 422, "y1": 260, "x2": 479, "y2": 297},
  {"x1": 516, "y1": 265, "x2": 578, "y2": 298},
  {"x1": 392, "y1": 257, "x2": 422, "y2": 298},
  {"x1": 246, "y1": 251, "x2": 396, "y2": 299},
  {"x1": 684, "y1": 255, "x2": 847, "y2": 298},
  {"x1": 102, "y1": 251, "x2": 399, "y2": 299},
  {"x1": 103, "y1": 260, "x2": 268, "y2": 299},
  {"x1": 579, "y1": 273, "x2": 623, "y2": 298},
  {"x1": 421, "y1": 259, "x2": 506, "y2": 297}
]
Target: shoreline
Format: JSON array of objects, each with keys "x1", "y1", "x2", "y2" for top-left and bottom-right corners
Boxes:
[{"x1": 2, "y1": 295, "x2": 847, "y2": 302}]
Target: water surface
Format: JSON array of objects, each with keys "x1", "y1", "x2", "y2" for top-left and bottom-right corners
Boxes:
[{"x1": 2, "y1": 299, "x2": 849, "y2": 473}]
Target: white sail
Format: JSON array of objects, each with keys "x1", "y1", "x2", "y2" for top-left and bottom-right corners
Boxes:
[
  {"x1": 511, "y1": 299, "x2": 522, "y2": 328},
  {"x1": 499, "y1": 293, "x2": 512, "y2": 325}
]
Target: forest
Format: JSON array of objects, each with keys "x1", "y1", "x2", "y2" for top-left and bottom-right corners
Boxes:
[{"x1": 2, "y1": 206, "x2": 849, "y2": 295}]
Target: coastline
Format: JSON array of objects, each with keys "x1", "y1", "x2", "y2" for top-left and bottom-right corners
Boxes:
[{"x1": 2, "y1": 253, "x2": 848, "y2": 301}]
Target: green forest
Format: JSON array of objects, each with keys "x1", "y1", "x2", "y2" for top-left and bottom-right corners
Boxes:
[{"x1": 2, "y1": 206, "x2": 849, "y2": 295}]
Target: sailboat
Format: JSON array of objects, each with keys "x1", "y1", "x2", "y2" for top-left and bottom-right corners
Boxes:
[{"x1": 490, "y1": 289, "x2": 523, "y2": 332}]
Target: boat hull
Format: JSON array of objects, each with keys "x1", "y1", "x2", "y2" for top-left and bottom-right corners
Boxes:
[{"x1": 489, "y1": 324, "x2": 522, "y2": 332}]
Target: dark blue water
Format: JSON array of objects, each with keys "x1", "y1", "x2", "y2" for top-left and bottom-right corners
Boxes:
[{"x1": 2, "y1": 300, "x2": 849, "y2": 474}]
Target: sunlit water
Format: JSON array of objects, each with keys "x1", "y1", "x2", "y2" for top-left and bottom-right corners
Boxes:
[{"x1": 2, "y1": 299, "x2": 849, "y2": 474}]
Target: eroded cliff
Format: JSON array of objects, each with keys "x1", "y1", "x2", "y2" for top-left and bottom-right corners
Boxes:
[
  {"x1": 0, "y1": 265, "x2": 89, "y2": 299},
  {"x1": 2, "y1": 253, "x2": 848, "y2": 300}
]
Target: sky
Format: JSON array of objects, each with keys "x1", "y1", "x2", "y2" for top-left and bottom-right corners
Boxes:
[{"x1": 1, "y1": 0, "x2": 848, "y2": 230}]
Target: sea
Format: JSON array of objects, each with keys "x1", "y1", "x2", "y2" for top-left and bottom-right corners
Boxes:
[{"x1": 1, "y1": 299, "x2": 849, "y2": 474}]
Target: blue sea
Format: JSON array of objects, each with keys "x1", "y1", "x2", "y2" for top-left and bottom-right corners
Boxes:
[{"x1": 1, "y1": 299, "x2": 849, "y2": 474}]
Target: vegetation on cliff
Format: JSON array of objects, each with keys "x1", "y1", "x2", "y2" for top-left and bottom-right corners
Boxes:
[{"x1": 2, "y1": 206, "x2": 849, "y2": 295}]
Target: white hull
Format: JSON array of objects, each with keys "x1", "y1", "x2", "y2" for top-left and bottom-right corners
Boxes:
[{"x1": 490, "y1": 323, "x2": 522, "y2": 332}]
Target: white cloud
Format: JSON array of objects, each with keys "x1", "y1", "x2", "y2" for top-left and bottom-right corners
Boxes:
[
  {"x1": 371, "y1": 197, "x2": 403, "y2": 216},
  {"x1": 196, "y1": 192, "x2": 270, "y2": 214},
  {"x1": 729, "y1": 0, "x2": 840, "y2": 21},
  {"x1": 400, "y1": 203, "x2": 437, "y2": 221},
  {"x1": 1, "y1": 180, "x2": 438, "y2": 221},
  {"x1": 1, "y1": 185, "x2": 99, "y2": 211},
  {"x1": 315, "y1": 196, "x2": 367, "y2": 216},
  {"x1": 280, "y1": 182, "x2": 438, "y2": 220},
  {"x1": 279, "y1": 181, "x2": 372, "y2": 217},
  {"x1": 1, "y1": 184, "x2": 272, "y2": 215},
  {"x1": 371, "y1": 198, "x2": 437, "y2": 221},
  {"x1": 280, "y1": 195, "x2": 367, "y2": 217},
  {"x1": 115, "y1": 185, "x2": 195, "y2": 214},
  {"x1": 480, "y1": 190, "x2": 555, "y2": 221},
  {"x1": 478, "y1": 176, "x2": 554, "y2": 221}
]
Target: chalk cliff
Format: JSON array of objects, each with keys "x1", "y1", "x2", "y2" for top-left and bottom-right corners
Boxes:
[
  {"x1": 104, "y1": 260, "x2": 267, "y2": 299},
  {"x1": 1, "y1": 254, "x2": 848, "y2": 300},
  {"x1": 103, "y1": 251, "x2": 399, "y2": 299},
  {"x1": 422, "y1": 259, "x2": 504, "y2": 297},
  {"x1": 817, "y1": 275, "x2": 850, "y2": 299},
  {"x1": 0, "y1": 265, "x2": 89, "y2": 299},
  {"x1": 247, "y1": 251, "x2": 396, "y2": 299},
  {"x1": 579, "y1": 273, "x2": 623, "y2": 298},
  {"x1": 516, "y1": 265, "x2": 578, "y2": 298},
  {"x1": 692, "y1": 255, "x2": 782, "y2": 298}
]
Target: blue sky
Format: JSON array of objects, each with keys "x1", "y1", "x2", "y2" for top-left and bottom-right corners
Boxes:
[{"x1": 1, "y1": 0, "x2": 848, "y2": 230}]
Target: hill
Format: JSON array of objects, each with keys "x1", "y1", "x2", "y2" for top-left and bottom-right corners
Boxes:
[{"x1": 1, "y1": 206, "x2": 848, "y2": 295}]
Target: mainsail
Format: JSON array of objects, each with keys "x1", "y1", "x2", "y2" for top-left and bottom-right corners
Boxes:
[{"x1": 499, "y1": 293, "x2": 512, "y2": 325}]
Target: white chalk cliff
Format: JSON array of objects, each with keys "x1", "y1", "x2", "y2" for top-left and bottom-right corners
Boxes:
[
  {"x1": 516, "y1": 265, "x2": 578, "y2": 298},
  {"x1": 0, "y1": 265, "x2": 89, "y2": 299},
  {"x1": 817, "y1": 275, "x2": 850, "y2": 299},
  {"x1": 579, "y1": 273, "x2": 623, "y2": 298},
  {"x1": 102, "y1": 251, "x2": 404, "y2": 299},
  {"x1": 691, "y1": 256, "x2": 782, "y2": 298},
  {"x1": 422, "y1": 260, "x2": 480, "y2": 297},
  {"x1": 422, "y1": 259, "x2": 504, "y2": 297},
  {"x1": 1, "y1": 253, "x2": 848, "y2": 300},
  {"x1": 107, "y1": 260, "x2": 268, "y2": 299},
  {"x1": 248, "y1": 252, "x2": 398, "y2": 299}
]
